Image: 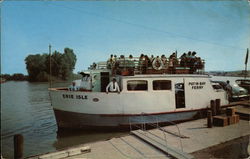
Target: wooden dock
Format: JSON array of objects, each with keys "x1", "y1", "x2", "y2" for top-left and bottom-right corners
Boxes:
[
  {"x1": 234, "y1": 105, "x2": 250, "y2": 120},
  {"x1": 27, "y1": 117, "x2": 250, "y2": 159},
  {"x1": 25, "y1": 101, "x2": 250, "y2": 159}
]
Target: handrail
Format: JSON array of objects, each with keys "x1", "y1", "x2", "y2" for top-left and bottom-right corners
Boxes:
[
  {"x1": 141, "y1": 112, "x2": 183, "y2": 152},
  {"x1": 129, "y1": 112, "x2": 184, "y2": 152}
]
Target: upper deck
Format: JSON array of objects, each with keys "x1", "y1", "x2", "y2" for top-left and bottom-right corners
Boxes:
[{"x1": 88, "y1": 52, "x2": 205, "y2": 76}]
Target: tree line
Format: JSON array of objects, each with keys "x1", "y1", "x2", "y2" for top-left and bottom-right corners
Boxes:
[
  {"x1": 1, "y1": 73, "x2": 28, "y2": 81},
  {"x1": 25, "y1": 47, "x2": 77, "y2": 82}
]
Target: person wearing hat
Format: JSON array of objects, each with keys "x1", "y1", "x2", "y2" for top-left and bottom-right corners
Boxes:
[{"x1": 106, "y1": 78, "x2": 120, "y2": 94}]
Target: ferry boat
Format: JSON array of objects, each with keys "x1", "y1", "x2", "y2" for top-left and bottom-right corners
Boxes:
[{"x1": 49, "y1": 53, "x2": 229, "y2": 129}]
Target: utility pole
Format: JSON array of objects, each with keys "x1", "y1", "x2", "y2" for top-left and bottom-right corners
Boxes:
[{"x1": 49, "y1": 44, "x2": 52, "y2": 88}]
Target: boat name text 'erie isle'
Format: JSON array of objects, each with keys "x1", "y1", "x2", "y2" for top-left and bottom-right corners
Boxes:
[{"x1": 62, "y1": 94, "x2": 88, "y2": 100}]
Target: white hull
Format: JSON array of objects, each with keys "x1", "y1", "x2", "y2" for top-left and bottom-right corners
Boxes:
[{"x1": 50, "y1": 74, "x2": 228, "y2": 129}]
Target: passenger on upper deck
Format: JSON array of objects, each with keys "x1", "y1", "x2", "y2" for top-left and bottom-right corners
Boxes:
[
  {"x1": 169, "y1": 52, "x2": 178, "y2": 73},
  {"x1": 161, "y1": 54, "x2": 167, "y2": 66},
  {"x1": 180, "y1": 53, "x2": 187, "y2": 67},
  {"x1": 194, "y1": 57, "x2": 203, "y2": 72},
  {"x1": 107, "y1": 54, "x2": 114, "y2": 69},
  {"x1": 187, "y1": 51, "x2": 192, "y2": 58},
  {"x1": 150, "y1": 55, "x2": 155, "y2": 62},
  {"x1": 106, "y1": 78, "x2": 120, "y2": 94},
  {"x1": 149, "y1": 55, "x2": 154, "y2": 68},
  {"x1": 93, "y1": 62, "x2": 97, "y2": 69},
  {"x1": 139, "y1": 54, "x2": 146, "y2": 74},
  {"x1": 128, "y1": 54, "x2": 134, "y2": 63},
  {"x1": 191, "y1": 51, "x2": 196, "y2": 58},
  {"x1": 189, "y1": 51, "x2": 197, "y2": 73},
  {"x1": 169, "y1": 52, "x2": 176, "y2": 59},
  {"x1": 144, "y1": 55, "x2": 150, "y2": 68},
  {"x1": 127, "y1": 55, "x2": 135, "y2": 75},
  {"x1": 168, "y1": 58, "x2": 174, "y2": 74}
]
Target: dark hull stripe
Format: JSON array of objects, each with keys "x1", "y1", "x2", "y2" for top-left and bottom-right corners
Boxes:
[
  {"x1": 100, "y1": 108, "x2": 208, "y2": 117},
  {"x1": 53, "y1": 108, "x2": 207, "y2": 129}
]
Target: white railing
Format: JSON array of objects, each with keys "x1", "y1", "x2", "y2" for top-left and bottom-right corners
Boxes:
[{"x1": 129, "y1": 112, "x2": 184, "y2": 152}]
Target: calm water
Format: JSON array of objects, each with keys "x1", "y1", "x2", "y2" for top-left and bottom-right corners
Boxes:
[
  {"x1": 1, "y1": 76, "x2": 249, "y2": 158},
  {"x1": 1, "y1": 81, "x2": 126, "y2": 158}
]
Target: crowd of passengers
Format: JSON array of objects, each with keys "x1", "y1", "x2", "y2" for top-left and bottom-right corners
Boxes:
[{"x1": 103, "y1": 51, "x2": 204, "y2": 74}]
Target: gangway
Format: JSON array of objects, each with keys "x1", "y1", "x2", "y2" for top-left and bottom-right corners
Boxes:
[{"x1": 129, "y1": 113, "x2": 195, "y2": 159}]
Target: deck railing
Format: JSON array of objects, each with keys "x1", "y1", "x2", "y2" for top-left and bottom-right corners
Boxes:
[{"x1": 91, "y1": 56, "x2": 205, "y2": 75}]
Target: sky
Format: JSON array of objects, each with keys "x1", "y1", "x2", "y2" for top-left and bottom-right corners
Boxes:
[{"x1": 1, "y1": 0, "x2": 250, "y2": 75}]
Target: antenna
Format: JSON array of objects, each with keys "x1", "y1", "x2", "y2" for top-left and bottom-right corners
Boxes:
[{"x1": 244, "y1": 48, "x2": 249, "y2": 79}]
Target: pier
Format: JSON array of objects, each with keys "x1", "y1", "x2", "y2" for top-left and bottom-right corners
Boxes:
[{"x1": 27, "y1": 101, "x2": 250, "y2": 159}]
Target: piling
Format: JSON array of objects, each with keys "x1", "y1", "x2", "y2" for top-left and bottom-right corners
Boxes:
[
  {"x1": 207, "y1": 110, "x2": 212, "y2": 128},
  {"x1": 14, "y1": 134, "x2": 23, "y2": 159},
  {"x1": 215, "y1": 99, "x2": 221, "y2": 115},
  {"x1": 226, "y1": 107, "x2": 236, "y2": 116},
  {"x1": 210, "y1": 100, "x2": 216, "y2": 116}
]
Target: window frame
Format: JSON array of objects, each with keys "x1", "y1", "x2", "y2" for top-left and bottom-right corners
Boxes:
[
  {"x1": 152, "y1": 80, "x2": 172, "y2": 91},
  {"x1": 127, "y1": 80, "x2": 148, "y2": 91}
]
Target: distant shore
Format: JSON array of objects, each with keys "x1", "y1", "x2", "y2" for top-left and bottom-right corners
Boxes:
[
  {"x1": 208, "y1": 70, "x2": 250, "y2": 77},
  {"x1": 1, "y1": 71, "x2": 249, "y2": 82},
  {"x1": 0, "y1": 73, "x2": 81, "y2": 82}
]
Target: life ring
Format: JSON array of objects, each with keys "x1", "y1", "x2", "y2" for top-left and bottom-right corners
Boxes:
[{"x1": 152, "y1": 58, "x2": 164, "y2": 70}]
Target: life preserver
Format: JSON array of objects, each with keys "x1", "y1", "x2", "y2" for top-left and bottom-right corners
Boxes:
[{"x1": 152, "y1": 58, "x2": 164, "y2": 70}]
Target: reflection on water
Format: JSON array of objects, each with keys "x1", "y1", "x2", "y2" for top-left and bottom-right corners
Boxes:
[
  {"x1": 1, "y1": 76, "x2": 249, "y2": 158},
  {"x1": 1, "y1": 81, "x2": 57, "y2": 158}
]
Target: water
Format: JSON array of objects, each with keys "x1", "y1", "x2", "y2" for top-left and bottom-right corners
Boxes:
[
  {"x1": 1, "y1": 81, "x2": 126, "y2": 158},
  {"x1": 1, "y1": 76, "x2": 249, "y2": 158}
]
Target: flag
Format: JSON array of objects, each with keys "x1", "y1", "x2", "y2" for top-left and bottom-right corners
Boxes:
[{"x1": 245, "y1": 48, "x2": 249, "y2": 65}]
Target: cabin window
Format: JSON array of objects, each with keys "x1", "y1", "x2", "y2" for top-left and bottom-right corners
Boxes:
[
  {"x1": 127, "y1": 80, "x2": 148, "y2": 91},
  {"x1": 153, "y1": 80, "x2": 172, "y2": 90},
  {"x1": 212, "y1": 84, "x2": 223, "y2": 90}
]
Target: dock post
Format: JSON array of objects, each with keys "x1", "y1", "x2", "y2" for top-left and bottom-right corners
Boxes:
[
  {"x1": 210, "y1": 100, "x2": 216, "y2": 116},
  {"x1": 207, "y1": 110, "x2": 212, "y2": 128},
  {"x1": 215, "y1": 99, "x2": 221, "y2": 115},
  {"x1": 14, "y1": 134, "x2": 23, "y2": 159}
]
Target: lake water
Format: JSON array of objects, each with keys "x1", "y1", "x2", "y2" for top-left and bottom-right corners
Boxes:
[
  {"x1": 1, "y1": 81, "x2": 126, "y2": 158},
  {"x1": 1, "y1": 76, "x2": 249, "y2": 158}
]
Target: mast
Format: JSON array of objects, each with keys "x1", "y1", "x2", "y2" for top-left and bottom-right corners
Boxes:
[{"x1": 49, "y1": 44, "x2": 52, "y2": 88}]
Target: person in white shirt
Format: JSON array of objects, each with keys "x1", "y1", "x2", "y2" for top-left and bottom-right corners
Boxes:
[
  {"x1": 225, "y1": 80, "x2": 232, "y2": 101},
  {"x1": 106, "y1": 78, "x2": 120, "y2": 94}
]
